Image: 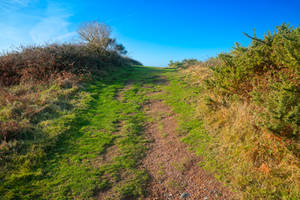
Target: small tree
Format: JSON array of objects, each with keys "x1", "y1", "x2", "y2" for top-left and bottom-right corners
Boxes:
[
  {"x1": 78, "y1": 21, "x2": 111, "y2": 49},
  {"x1": 77, "y1": 21, "x2": 127, "y2": 55}
]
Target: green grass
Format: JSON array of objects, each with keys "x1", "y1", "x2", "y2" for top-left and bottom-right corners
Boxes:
[
  {"x1": 0, "y1": 66, "x2": 171, "y2": 200},
  {"x1": 3, "y1": 65, "x2": 297, "y2": 200},
  {"x1": 154, "y1": 71, "x2": 210, "y2": 156}
]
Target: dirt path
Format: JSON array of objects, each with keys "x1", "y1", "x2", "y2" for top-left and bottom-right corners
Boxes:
[
  {"x1": 95, "y1": 70, "x2": 234, "y2": 200},
  {"x1": 142, "y1": 97, "x2": 233, "y2": 200}
]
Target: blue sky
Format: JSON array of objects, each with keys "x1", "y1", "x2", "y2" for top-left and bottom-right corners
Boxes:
[{"x1": 0, "y1": 0, "x2": 299, "y2": 66}]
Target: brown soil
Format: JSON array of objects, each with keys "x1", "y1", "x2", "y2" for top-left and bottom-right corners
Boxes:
[
  {"x1": 142, "y1": 99, "x2": 234, "y2": 200},
  {"x1": 98, "y1": 78, "x2": 235, "y2": 200}
]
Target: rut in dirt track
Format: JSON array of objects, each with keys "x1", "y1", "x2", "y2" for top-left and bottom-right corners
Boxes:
[{"x1": 142, "y1": 96, "x2": 234, "y2": 200}]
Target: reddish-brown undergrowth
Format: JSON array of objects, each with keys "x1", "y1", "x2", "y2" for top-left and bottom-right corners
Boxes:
[{"x1": 0, "y1": 44, "x2": 125, "y2": 87}]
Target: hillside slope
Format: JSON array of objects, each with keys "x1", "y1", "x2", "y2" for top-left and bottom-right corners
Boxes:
[
  {"x1": 1, "y1": 23, "x2": 299, "y2": 200},
  {"x1": 1, "y1": 65, "x2": 235, "y2": 200}
]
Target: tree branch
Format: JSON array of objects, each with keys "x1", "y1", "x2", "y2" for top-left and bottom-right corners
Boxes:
[{"x1": 242, "y1": 32, "x2": 271, "y2": 46}]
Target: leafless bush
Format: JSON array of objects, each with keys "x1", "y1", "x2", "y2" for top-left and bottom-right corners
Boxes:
[{"x1": 78, "y1": 21, "x2": 127, "y2": 55}]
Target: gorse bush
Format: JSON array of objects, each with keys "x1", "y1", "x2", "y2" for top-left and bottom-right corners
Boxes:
[
  {"x1": 208, "y1": 24, "x2": 299, "y2": 93},
  {"x1": 208, "y1": 24, "x2": 300, "y2": 137},
  {"x1": 176, "y1": 23, "x2": 299, "y2": 199},
  {"x1": 251, "y1": 73, "x2": 300, "y2": 137}
]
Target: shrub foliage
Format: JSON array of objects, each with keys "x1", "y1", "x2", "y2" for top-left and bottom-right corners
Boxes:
[
  {"x1": 209, "y1": 24, "x2": 300, "y2": 137},
  {"x1": 174, "y1": 23, "x2": 299, "y2": 199}
]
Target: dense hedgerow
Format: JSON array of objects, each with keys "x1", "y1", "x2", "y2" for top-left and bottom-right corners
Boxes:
[
  {"x1": 0, "y1": 44, "x2": 126, "y2": 87},
  {"x1": 207, "y1": 24, "x2": 300, "y2": 137},
  {"x1": 172, "y1": 23, "x2": 299, "y2": 199},
  {"x1": 208, "y1": 24, "x2": 299, "y2": 93}
]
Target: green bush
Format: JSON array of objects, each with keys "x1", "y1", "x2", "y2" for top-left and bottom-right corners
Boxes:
[
  {"x1": 251, "y1": 73, "x2": 300, "y2": 137},
  {"x1": 173, "y1": 23, "x2": 300, "y2": 199},
  {"x1": 207, "y1": 23, "x2": 300, "y2": 137},
  {"x1": 168, "y1": 59, "x2": 199, "y2": 69},
  {"x1": 209, "y1": 24, "x2": 299, "y2": 92}
]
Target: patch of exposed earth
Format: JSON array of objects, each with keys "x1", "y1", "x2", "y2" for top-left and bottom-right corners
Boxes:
[{"x1": 142, "y1": 98, "x2": 234, "y2": 200}]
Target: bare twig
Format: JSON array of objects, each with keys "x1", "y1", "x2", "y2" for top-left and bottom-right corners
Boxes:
[{"x1": 243, "y1": 32, "x2": 271, "y2": 46}]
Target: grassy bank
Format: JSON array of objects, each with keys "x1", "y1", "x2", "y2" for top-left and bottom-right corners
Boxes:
[
  {"x1": 1, "y1": 22, "x2": 298, "y2": 200},
  {"x1": 164, "y1": 24, "x2": 299, "y2": 199},
  {"x1": 0, "y1": 65, "x2": 174, "y2": 199}
]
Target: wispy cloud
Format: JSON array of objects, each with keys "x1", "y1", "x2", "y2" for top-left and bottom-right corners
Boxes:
[
  {"x1": 30, "y1": 16, "x2": 76, "y2": 44},
  {"x1": 0, "y1": 1, "x2": 75, "y2": 51},
  {"x1": 30, "y1": 3, "x2": 76, "y2": 44},
  {"x1": 0, "y1": 0, "x2": 32, "y2": 13},
  {"x1": 10, "y1": 0, "x2": 31, "y2": 6}
]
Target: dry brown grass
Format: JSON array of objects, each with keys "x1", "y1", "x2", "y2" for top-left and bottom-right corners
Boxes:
[
  {"x1": 179, "y1": 63, "x2": 300, "y2": 199},
  {"x1": 0, "y1": 78, "x2": 78, "y2": 141},
  {"x1": 0, "y1": 44, "x2": 126, "y2": 87}
]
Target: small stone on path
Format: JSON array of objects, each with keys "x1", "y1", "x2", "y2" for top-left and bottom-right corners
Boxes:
[{"x1": 180, "y1": 192, "x2": 190, "y2": 199}]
